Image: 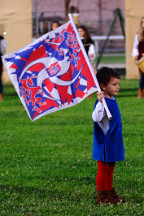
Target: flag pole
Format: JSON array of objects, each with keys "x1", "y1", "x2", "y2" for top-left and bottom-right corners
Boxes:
[{"x1": 68, "y1": 13, "x2": 113, "y2": 121}]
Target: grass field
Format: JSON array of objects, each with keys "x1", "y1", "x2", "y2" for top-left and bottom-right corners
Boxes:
[
  {"x1": 98, "y1": 55, "x2": 125, "y2": 64},
  {"x1": 0, "y1": 78, "x2": 144, "y2": 216}
]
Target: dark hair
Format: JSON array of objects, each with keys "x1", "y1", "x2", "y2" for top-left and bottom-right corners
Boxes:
[
  {"x1": 51, "y1": 21, "x2": 60, "y2": 29},
  {"x1": 77, "y1": 25, "x2": 91, "y2": 40},
  {"x1": 96, "y1": 67, "x2": 120, "y2": 86},
  {"x1": 0, "y1": 35, "x2": 4, "y2": 40}
]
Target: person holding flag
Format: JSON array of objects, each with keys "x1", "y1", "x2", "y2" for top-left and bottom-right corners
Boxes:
[
  {"x1": 92, "y1": 67, "x2": 125, "y2": 204},
  {"x1": 2, "y1": 14, "x2": 117, "y2": 205}
]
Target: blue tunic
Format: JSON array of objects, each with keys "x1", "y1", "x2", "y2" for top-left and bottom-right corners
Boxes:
[{"x1": 92, "y1": 97, "x2": 125, "y2": 162}]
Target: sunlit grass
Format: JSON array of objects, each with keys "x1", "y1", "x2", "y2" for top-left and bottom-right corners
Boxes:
[{"x1": 0, "y1": 79, "x2": 143, "y2": 215}]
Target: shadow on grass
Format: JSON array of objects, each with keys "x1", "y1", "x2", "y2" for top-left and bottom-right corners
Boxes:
[
  {"x1": 3, "y1": 83, "x2": 17, "y2": 97},
  {"x1": 117, "y1": 88, "x2": 138, "y2": 97},
  {"x1": 117, "y1": 94, "x2": 137, "y2": 97},
  {"x1": 0, "y1": 184, "x2": 87, "y2": 202},
  {"x1": 4, "y1": 92, "x2": 18, "y2": 97},
  {"x1": 120, "y1": 88, "x2": 137, "y2": 92}
]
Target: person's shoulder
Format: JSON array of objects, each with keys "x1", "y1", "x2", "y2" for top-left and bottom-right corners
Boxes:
[
  {"x1": 105, "y1": 96, "x2": 117, "y2": 104},
  {"x1": 105, "y1": 96, "x2": 115, "y2": 100},
  {"x1": 87, "y1": 38, "x2": 94, "y2": 44}
]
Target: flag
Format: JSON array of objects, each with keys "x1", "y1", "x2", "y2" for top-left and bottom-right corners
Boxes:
[{"x1": 3, "y1": 16, "x2": 98, "y2": 121}]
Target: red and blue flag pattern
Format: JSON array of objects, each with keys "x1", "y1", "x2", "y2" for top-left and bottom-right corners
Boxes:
[{"x1": 3, "y1": 21, "x2": 97, "y2": 121}]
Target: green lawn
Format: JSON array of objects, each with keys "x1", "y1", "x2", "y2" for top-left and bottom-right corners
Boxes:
[
  {"x1": 100, "y1": 55, "x2": 125, "y2": 64},
  {"x1": 95, "y1": 54, "x2": 125, "y2": 64},
  {"x1": 0, "y1": 79, "x2": 144, "y2": 215}
]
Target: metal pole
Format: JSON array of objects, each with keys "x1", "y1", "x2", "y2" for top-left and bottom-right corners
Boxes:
[
  {"x1": 76, "y1": 0, "x2": 79, "y2": 12},
  {"x1": 35, "y1": 0, "x2": 39, "y2": 38},
  {"x1": 96, "y1": 9, "x2": 118, "y2": 68},
  {"x1": 99, "y1": 0, "x2": 103, "y2": 35}
]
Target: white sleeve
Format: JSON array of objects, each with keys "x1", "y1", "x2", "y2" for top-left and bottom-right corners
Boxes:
[
  {"x1": 132, "y1": 34, "x2": 139, "y2": 57},
  {"x1": 88, "y1": 44, "x2": 95, "y2": 55},
  {"x1": 88, "y1": 44, "x2": 96, "y2": 58},
  {"x1": 92, "y1": 101, "x2": 106, "y2": 122}
]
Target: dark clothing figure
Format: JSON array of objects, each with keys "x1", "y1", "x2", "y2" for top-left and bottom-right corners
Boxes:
[
  {"x1": 0, "y1": 35, "x2": 7, "y2": 100},
  {"x1": 138, "y1": 39, "x2": 144, "y2": 60},
  {"x1": 81, "y1": 38, "x2": 95, "y2": 55}
]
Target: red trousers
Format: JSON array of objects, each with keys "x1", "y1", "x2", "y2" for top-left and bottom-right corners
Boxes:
[{"x1": 96, "y1": 161, "x2": 115, "y2": 191}]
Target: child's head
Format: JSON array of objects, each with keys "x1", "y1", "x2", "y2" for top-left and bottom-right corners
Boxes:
[
  {"x1": 78, "y1": 25, "x2": 90, "y2": 40},
  {"x1": 51, "y1": 21, "x2": 60, "y2": 30},
  {"x1": 96, "y1": 67, "x2": 120, "y2": 97}
]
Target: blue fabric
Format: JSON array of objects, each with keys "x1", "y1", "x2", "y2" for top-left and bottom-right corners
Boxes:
[
  {"x1": 92, "y1": 97, "x2": 125, "y2": 162},
  {"x1": 139, "y1": 72, "x2": 144, "y2": 89}
]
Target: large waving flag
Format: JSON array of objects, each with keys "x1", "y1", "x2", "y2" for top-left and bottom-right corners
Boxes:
[{"x1": 3, "y1": 15, "x2": 100, "y2": 121}]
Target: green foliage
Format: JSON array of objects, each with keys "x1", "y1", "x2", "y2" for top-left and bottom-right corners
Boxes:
[{"x1": 0, "y1": 80, "x2": 144, "y2": 215}]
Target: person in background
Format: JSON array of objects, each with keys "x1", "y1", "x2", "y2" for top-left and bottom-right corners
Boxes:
[
  {"x1": 0, "y1": 34, "x2": 7, "y2": 101},
  {"x1": 132, "y1": 16, "x2": 144, "y2": 98},
  {"x1": 78, "y1": 25, "x2": 96, "y2": 62},
  {"x1": 78, "y1": 25, "x2": 96, "y2": 98},
  {"x1": 92, "y1": 67, "x2": 125, "y2": 204},
  {"x1": 51, "y1": 21, "x2": 60, "y2": 31}
]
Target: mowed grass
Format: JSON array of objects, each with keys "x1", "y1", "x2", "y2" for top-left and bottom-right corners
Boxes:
[
  {"x1": 0, "y1": 78, "x2": 144, "y2": 215},
  {"x1": 99, "y1": 55, "x2": 125, "y2": 64},
  {"x1": 94, "y1": 54, "x2": 125, "y2": 64}
]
